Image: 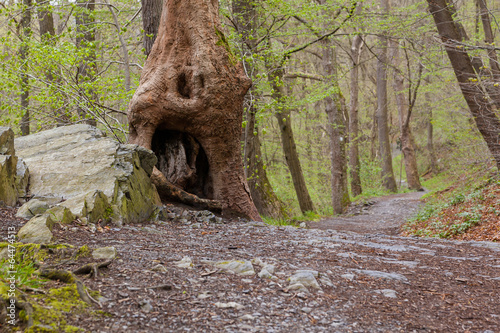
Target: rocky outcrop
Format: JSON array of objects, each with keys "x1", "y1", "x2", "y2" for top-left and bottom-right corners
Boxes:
[
  {"x1": 15, "y1": 124, "x2": 162, "y2": 224},
  {"x1": 0, "y1": 127, "x2": 29, "y2": 206}
]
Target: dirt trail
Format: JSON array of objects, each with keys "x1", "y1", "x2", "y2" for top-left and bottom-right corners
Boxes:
[{"x1": 308, "y1": 191, "x2": 425, "y2": 235}]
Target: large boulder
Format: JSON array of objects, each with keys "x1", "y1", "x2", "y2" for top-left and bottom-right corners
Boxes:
[
  {"x1": 15, "y1": 124, "x2": 162, "y2": 224},
  {"x1": 0, "y1": 127, "x2": 19, "y2": 206}
]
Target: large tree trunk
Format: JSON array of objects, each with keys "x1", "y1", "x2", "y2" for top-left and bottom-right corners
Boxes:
[
  {"x1": 427, "y1": 0, "x2": 500, "y2": 169},
  {"x1": 376, "y1": 0, "x2": 397, "y2": 192},
  {"x1": 128, "y1": 0, "x2": 260, "y2": 221},
  {"x1": 322, "y1": 39, "x2": 350, "y2": 214},
  {"x1": 141, "y1": 0, "x2": 162, "y2": 56},
  {"x1": 348, "y1": 34, "x2": 363, "y2": 197},
  {"x1": 20, "y1": 0, "x2": 31, "y2": 136},
  {"x1": 390, "y1": 40, "x2": 423, "y2": 191},
  {"x1": 268, "y1": 68, "x2": 315, "y2": 214},
  {"x1": 233, "y1": 0, "x2": 286, "y2": 219}
]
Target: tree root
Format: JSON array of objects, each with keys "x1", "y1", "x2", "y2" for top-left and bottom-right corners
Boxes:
[
  {"x1": 152, "y1": 168, "x2": 222, "y2": 212},
  {"x1": 73, "y1": 259, "x2": 113, "y2": 278},
  {"x1": 39, "y1": 269, "x2": 76, "y2": 283},
  {"x1": 75, "y1": 280, "x2": 101, "y2": 307}
]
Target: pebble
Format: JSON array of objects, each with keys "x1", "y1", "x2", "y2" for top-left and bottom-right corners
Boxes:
[
  {"x1": 214, "y1": 302, "x2": 245, "y2": 310},
  {"x1": 174, "y1": 256, "x2": 193, "y2": 269}
]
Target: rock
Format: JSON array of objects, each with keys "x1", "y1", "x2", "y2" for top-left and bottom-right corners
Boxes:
[
  {"x1": 215, "y1": 260, "x2": 255, "y2": 276},
  {"x1": 301, "y1": 307, "x2": 313, "y2": 313},
  {"x1": 174, "y1": 256, "x2": 193, "y2": 269},
  {"x1": 375, "y1": 289, "x2": 397, "y2": 298},
  {"x1": 15, "y1": 124, "x2": 162, "y2": 224},
  {"x1": 286, "y1": 283, "x2": 309, "y2": 293},
  {"x1": 258, "y1": 267, "x2": 273, "y2": 279},
  {"x1": 15, "y1": 158, "x2": 29, "y2": 199},
  {"x1": 151, "y1": 264, "x2": 168, "y2": 273},
  {"x1": 239, "y1": 314, "x2": 255, "y2": 320},
  {"x1": 16, "y1": 199, "x2": 50, "y2": 219},
  {"x1": 45, "y1": 205, "x2": 75, "y2": 224},
  {"x1": 0, "y1": 127, "x2": 18, "y2": 206},
  {"x1": 17, "y1": 214, "x2": 54, "y2": 244},
  {"x1": 352, "y1": 269, "x2": 409, "y2": 283},
  {"x1": 341, "y1": 273, "x2": 355, "y2": 281},
  {"x1": 140, "y1": 299, "x2": 153, "y2": 312},
  {"x1": 214, "y1": 302, "x2": 245, "y2": 310},
  {"x1": 0, "y1": 247, "x2": 9, "y2": 260},
  {"x1": 92, "y1": 247, "x2": 117, "y2": 260},
  {"x1": 288, "y1": 271, "x2": 321, "y2": 290},
  {"x1": 198, "y1": 291, "x2": 213, "y2": 299},
  {"x1": 319, "y1": 275, "x2": 334, "y2": 287}
]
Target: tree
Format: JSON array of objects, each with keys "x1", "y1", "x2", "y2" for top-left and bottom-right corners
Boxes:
[
  {"x1": 391, "y1": 40, "x2": 423, "y2": 191},
  {"x1": 348, "y1": 33, "x2": 363, "y2": 197},
  {"x1": 128, "y1": 0, "x2": 260, "y2": 220},
  {"x1": 232, "y1": 0, "x2": 287, "y2": 219},
  {"x1": 427, "y1": 0, "x2": 500, "y2": 169},
  {"x1": 19, "y1": 0, "x2": 31, "y2": 135},
  {"x1": 141, "y1": 0, "x2": 162, "y2": 56},
  {"x1": 376, "y1": 0, "x2": 397, "y2": 192},
  {"x1": 75, "y1": 0, "x2": 97, "y2": 126}
]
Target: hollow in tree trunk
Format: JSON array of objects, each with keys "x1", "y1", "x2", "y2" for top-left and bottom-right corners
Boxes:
[{"x1": 128, "y1": 0, "x2": 260, "y2": 221}]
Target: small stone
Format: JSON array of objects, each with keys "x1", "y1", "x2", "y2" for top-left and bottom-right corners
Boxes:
[
  {"x1": 191, "y1": 223, "x2": 202, "y2": 229},
  {"x1": 198, "y1": 291, "x2": 213, "y2": 299},
  {"x1": 88, "y1": 223, "x2": 96, "y2": 233},
  {"x1": 17, "y1": 214, "x2": 54, "y2": 244},
  {"x1": 45, "y1": 205, "x2": 75, "y2": 224},
  {"x1": 341, "y1": 273, "x2": 355, "y2": 281},
  {"x1": 214, "y1": 302, "x2": 245, "y2": 310},
  {"x1": 174, "y1": 256, "x2": 193, "y2": 269},
  {"x1": 288, "y1": 271, "x2": 321, "y2": 290},
  {"x1": 241, "y1": 279, "x2": 253, "y2": 284},
  {"x1": 319, "y1": 275, "x2": 334, "y2": 287},
  {"x1": 167, "y1": 213, "x2": 177, "y2": 220},
  {"x1": 301, "y1": 307, "x2": 313, "y2": 313},
  {"x1": 299, "y1": 222, "x2": 307, "y2": 228},
  {"x1": 16, "y1": 199, "x2": 49, "y2": 219},
  {"x1": 375, "y1": 289, "x2": 397, "y2": 298},
  {"x1": 140, "y1": 300, "x2": 153, "y2": 312},
  {"x1": 239, "y1": 314, "x2": 255, "y2": 320},
  {"x1": 286, "y1": 283, "x2": 309, "y2": 293},
  {"x1": 258, "y1": 268, "x2": 272, "y2": 279},
  {"x1": 92, "y1": 247, "x2": 117, "y2": 260},
  {"x1": 215, "y1": 260, "x2": 255, "y2": 276},
  {"x1": 151, "y1": 264, "x2": 168, "y2": 273}
]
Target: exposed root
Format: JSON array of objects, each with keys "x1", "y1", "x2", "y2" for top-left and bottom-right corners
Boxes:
[
  {"x1": 39, "y1": 269, "x2": 76, "y2": 283},
  {"x1": 151, "y1": 168, "x2": 222, "y2": 212},
  {"x1": 75, "y1": 280, "x2": 101, "y2": 307},
  {"x1": 73, "y1": 259, "x2": 113, "y2": 278}
]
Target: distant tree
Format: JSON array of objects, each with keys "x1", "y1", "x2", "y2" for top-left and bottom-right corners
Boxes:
[
  {"x1": 427, "y1": 0, "x2": 500, "y2": 169},
  {"x1": 19, "y1": 0, "x2": 31, "y2": 135},
  {"x1": 141, "y1": 0, "x2": 162, "y2": 56}
]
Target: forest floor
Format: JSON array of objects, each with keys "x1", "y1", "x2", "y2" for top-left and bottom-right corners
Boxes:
[{"x1": 1, "y1": 191, "x2": 500, "y2": 332}]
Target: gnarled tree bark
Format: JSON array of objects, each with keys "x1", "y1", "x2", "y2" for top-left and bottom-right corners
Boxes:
[{"x1": 128, "y1": 0, "x2": 260, "y2": 221}]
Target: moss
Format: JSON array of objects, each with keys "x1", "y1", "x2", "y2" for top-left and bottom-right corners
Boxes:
[
  {"x1": 215, "y1": 26, "x2": 237, "y2": 65},
  {"x1": 75, "y1": 245, "x2": 90, "y2": 259},
  {"x1": 24, "y1": 285, "x2": 89, "y2": 332}
]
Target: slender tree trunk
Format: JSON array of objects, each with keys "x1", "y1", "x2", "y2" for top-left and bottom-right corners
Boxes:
[
  {"x1": 141, "y1": 0, "x2": 162, "y2": 57},
  {"x1": 36, "y1": 0, "x2": 70, "y2": 126},
  {"x1": 233, "y1": 0, "x2": 286, "y2": 219},
  {"x1": 322, "y1": 39, "x2": 350, "y2": 213},
  {"x1": 427, "y1": 0, "x2": 500, "y2": 169},
  {"x1": 128, "y1": 0, "x2": 260, "y2": 220},
  {"x1": 349, "y1": 34, "x2": 363, "y2": 197},
  {"x1": 390, "y1": 40, "x2": 423, "y2": 190},
  {"x1": 20, "y1": 0, "x2": 31, "y2": 136},
  {"x1": 376, "y1": 0, "x2": 397, "y2": 192},
  {"x1": 268, "y1": 68, "x2": 314, "y2": 213},
  {"x1": 476, "y1": 0, "x2": 500, "y2": 109},
  {"x1": 75, "y1": 0, "x2": 97, "y2": 126},
  {"x1": 424, "y1": 81, "x2": 438, "y2": 174}
]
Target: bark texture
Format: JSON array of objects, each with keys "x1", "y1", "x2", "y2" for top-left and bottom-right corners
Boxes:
[
  {"x1": 427, "y1": 0, "x2": 500, "y2": 169},
  {"x1": 141, "y1": 0, "x2": 162, "y2": 56},
  {"x1": 322, "y1": 39, "x2": 350, "y2": 214},
  {"x1": 75, "y1": 0, "x2": 97, "y2": 126},
  {"x1": 348, "y1": 34, "x2": 363, "y2": 197},
  {"x1": 233, "y1": 0, "x2": 286, "y2": 219},
  {"x1": 390, "y1": 40, "x2": 423, "y2": 191},
  {"x1": 268, "y1": 68, "x2": 315, "y2": 214},
  {"x1": 128, "y1": 0, "x2": 260, "y2": 221},
  {"x1": 20, "y1": 0, "x2": 31, "y2": 136},
  {"x1": 376, "y1": 0, "x2": 397, "y2": 192}
]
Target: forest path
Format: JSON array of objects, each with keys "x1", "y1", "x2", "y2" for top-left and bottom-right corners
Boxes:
[{"x1": 307, "y1": 191, "x2": 425, "y2": 235}]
